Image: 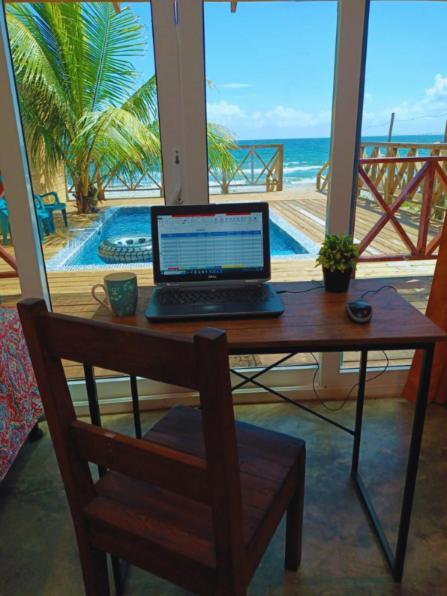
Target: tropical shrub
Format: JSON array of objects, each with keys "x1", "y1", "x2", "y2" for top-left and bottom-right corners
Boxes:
[{"x1": 7, "y1": 3, "x2": 236, "y2": 213}]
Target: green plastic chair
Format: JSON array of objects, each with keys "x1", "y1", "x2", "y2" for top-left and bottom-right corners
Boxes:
[
  {"x1": 0, "y1": 193, "x2": 54, "y2": 243},
  {"x1": 33, "y1": 195, "x2": 55, "y2": 235},
  {"x1": 38, "y1": 191, "x2": 68, "y2": 227},
  {"x1": 0, "y1": 199, "x2": 10, "y2": 244}
]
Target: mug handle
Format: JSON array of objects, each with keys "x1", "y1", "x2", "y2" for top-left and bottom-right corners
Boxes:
[{"x1": 91, "y1": 284, "x2": 111, "y2": 311}]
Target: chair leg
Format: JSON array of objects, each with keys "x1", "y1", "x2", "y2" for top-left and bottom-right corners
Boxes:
[
  {"x1": 0, "y1": 221, "x2": 7, "y2": 244},
  {"x1": 62, "y1": 208, "x2": 68, "y2": 227},
  {"x1": 79, "y1": 545, "x2": 110, "y2": 596},
  {"x1": 28, "y1": 422, "x2": 44, "y2": 442},
  {"x1": 37, "y1": 218, "x2": 45, "y2": 239},
  {"x1": 47, "y1": 213, "x2": 55, "y2": 233},
  {"x1": 285, "y1": 457, "x2": 305, "y2": 571},
  {"x1": 111, "y1": 556, "x2": 129, "y2": 594},
  {"x1": 214, "y1": 582, "x2": 246, "y2": 596}
]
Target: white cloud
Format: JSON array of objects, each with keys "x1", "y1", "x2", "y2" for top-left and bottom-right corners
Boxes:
[
  {"x1": 207, "y1": 100, "x2": 332, "y2": 136},
  {"x1": 263, "y1": 105, "x2": 331, "y2": 128},
  {"x1": 219, "y1": 83, "x2": 253, "y2": 89},
  {"x1": 206, "y1": 101, "x2": 331, "y2": 130},
  {"x1": 206, "y1": 73, "x2": 447, "y2": 137},
  {"x1": 207, "y1": 100, "x2": 245, "y2": 122},
  {"x1": 425, "y1": 74, "x2": 447, "y2": 98},
  {"x1": 362, "y1": 73, "x2": 447, "y2": 133}
]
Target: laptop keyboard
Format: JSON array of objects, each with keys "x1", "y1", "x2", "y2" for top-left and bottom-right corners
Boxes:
[{"x1": 158, "y1": 285, "x2": 270, "y2": 306}]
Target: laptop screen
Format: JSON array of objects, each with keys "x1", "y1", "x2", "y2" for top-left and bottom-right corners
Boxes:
[{"x1": 151, "y1": 203, "x2": 271, "y2": 284}]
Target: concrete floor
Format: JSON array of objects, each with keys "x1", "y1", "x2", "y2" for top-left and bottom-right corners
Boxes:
[{"x1": 1, "y1": 399, "x2": 446, "y2": 595}]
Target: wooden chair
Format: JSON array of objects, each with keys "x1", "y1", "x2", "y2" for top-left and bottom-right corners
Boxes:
[{"x1": 18, "y1": 298, "x2": 306, "y2": 596}]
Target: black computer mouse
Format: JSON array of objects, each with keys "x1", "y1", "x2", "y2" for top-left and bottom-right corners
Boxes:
[{"x1": 346, "y1": 300, "x2": 372, "y2": 324}]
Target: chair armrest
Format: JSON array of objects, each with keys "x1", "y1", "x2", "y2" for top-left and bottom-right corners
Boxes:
[{"x1": 40, "y1": 191, "x2": 61, "y2": 205}]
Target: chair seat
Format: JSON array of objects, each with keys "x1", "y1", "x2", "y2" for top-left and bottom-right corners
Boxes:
[{"x1": 84, "y1": 406, "x2": 304, "y2": 585}]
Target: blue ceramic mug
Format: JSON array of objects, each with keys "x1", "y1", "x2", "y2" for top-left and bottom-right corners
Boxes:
[{"x1": 91, "y1": 272, "x2": 137, "y2": 317}]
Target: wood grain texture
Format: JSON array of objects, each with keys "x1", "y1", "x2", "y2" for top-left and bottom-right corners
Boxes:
[
  {"x1": 18, "y1": 299, "x2": 306, "y2": 595},
  {"x1": 37, "y1": 311, "x2": 199, "y2": 389},
  {"x1": 0, "y1": 191, "x2": 438, "y2": 300},
  {"x1": 92, "y1": 280, "x2": 446, "y2": 352},
  {"x1": 72, "y1": 420, "x2": 210, "y2": 503}
]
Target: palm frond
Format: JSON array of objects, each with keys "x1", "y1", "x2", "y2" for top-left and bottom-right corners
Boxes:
[
  {"x1": 69, "y1": 107, "x2": 160, "y2": 180},
  {"x1": 121, "y1": 75, "x2": 158, "y2": 125},
  {"x1": 6, "y1": 4, "x2": 238, "y2": 212},
  {"x1": 207, "y1": 123, "x2": 238, "y2": 174},
  {"x1": 82, "y1": 4, "x2": 146, "y2": 111}
]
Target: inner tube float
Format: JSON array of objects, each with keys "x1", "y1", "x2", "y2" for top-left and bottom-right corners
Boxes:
[{"x1": 98, "y1": 236, "x2": 152, "y2": 264}]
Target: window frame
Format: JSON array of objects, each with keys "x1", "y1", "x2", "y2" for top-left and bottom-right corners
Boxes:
[{"x1": 1, "y1": 0, "x2": 409, "y2": 412}]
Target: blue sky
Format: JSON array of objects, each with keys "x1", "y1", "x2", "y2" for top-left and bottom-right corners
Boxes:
[{"x1": 128, "y1": 1, "x2": 447, "y2": 140}]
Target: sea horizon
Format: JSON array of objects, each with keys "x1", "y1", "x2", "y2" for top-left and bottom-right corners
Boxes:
[
  {"x1": 233, "y1": 134, "x2": 444, "y2": 188},
  {"x1": 104, "y1": 133, "x2": 445, "y2": 195}
]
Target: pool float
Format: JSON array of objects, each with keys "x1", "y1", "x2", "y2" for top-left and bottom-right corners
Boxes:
[{"x1": 98, "y1": 236, "x2": 152, "y2": 264}]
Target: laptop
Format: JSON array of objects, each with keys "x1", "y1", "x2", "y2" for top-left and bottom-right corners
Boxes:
[{"x1": 145, "y1": 202, "x2": 284, "y2": 321}]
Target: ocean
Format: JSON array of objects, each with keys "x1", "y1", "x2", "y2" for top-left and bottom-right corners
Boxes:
[
  {"x1": 234, "y1": 134, "x2": 444, "y2": 189},
  {"x1": 104, "y1": 133, "x2": 444, "y2": 196}
]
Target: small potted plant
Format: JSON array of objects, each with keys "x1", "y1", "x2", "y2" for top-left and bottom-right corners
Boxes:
[{"x1": 316, "y1": 234, "x2": 359, "y2": 293}]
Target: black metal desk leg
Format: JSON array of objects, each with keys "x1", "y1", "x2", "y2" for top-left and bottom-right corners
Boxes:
[
  {"x1": 351, "y1": 350, "x2": 368, "y2": 477},
  {"x1": 83, "y1": 364, "x2": 101, "y2": 427},
  {"x1": 83, "y1": 364, "x2": 129, "y2": 594},
  {"x1": 130, "y1": 375, "x2": 142, "y2": 439},
  {"x1": 393, "y1": 343, "x2": 434, "y2": 582}
]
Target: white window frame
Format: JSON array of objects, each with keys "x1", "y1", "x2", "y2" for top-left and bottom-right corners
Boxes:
[
  {"x1": 0, "y1": 0, "x2": 409, "y2": 413},
  {"x1": 0, "y1": 3, "x2": 50, "y2": 305},
  {"x1": 152, "y1": 0, "x2": 209, "y2": 205}
]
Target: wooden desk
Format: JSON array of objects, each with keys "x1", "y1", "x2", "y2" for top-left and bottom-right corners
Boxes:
[
  {"x1": 91, "y1": 279, "x2": 446, "y2": 582},
  {"x1": 94, "y1": 280, "x2": 443, "y2": 352}
]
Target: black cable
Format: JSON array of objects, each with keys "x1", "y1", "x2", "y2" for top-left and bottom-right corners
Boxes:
[
  {"x1": 309, "y1": 350, "x2": 390, "y2": 412},
  {"x1": 360, "y1": 284, "x2": 397, "y2": 300},
  {"x1": 277, "y1": 283, "x2": 324, "y2": 295},
  {"x1": 276, "y1": 281, "x2": 394, "y2": 411},
  {"x1": 278, "y1": 283, "x2": 397, "y2": 298}
]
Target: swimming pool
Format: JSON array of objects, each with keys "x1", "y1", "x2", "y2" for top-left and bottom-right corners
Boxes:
[{"x1": 46, "y1": 206, "x2": 318, "y2": 271}]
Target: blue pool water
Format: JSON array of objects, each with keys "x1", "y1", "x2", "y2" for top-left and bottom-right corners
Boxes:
[{"x1": 48, "y1": 206, "x2": 311, "y2": 271}]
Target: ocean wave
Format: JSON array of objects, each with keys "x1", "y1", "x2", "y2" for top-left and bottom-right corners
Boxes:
[
  {"x1": 286, "y1": 176, "x2": 316, "y2": 186},
  {"x1": 283, "y1": 164, "x2": 323, "y2": 174},
  {"x1": 233, "y1": 163, "x2": 323, "y2": 177}
]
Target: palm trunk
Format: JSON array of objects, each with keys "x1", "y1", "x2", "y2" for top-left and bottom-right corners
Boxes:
[
  {"x1": 95, "y1": 170, "x2": 105, "y2": 202},
  {"x1": 75, "y1": 169, "x2": 99, "y2": 214}
]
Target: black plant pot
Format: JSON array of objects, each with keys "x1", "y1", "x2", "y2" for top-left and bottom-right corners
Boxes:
[{"x1": 323, "y1": 267, "x2": 353, "y2": 293}]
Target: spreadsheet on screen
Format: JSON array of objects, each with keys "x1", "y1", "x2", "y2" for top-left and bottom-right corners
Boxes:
[{"x1": 157, "y1": 212, "x2": 265, "y2": 276}]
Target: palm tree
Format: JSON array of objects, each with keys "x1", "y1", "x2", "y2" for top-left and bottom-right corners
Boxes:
[{"x1": 7, "y1": 3, "x2": 236, "y2": 213}]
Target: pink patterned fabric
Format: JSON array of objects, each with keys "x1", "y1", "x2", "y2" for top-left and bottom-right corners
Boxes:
[{"x1": 0, "y1": 307, "x2": 42, "y2": 481}]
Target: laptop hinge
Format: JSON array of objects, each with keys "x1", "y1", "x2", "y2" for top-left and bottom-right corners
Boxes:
[{"x1": 158, "y1": 279, "x2": 268, "y2": 289}]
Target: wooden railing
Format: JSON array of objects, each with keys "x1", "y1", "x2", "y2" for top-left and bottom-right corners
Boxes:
[
  {"x1": 209, "y1": 144, "x2": 283, "y2": 193},
  {"x1": 0, "y1": 245, "x2": 18, "y2": 279},
  {"x1": 317, "y1": 141, "x2": 447, "y2": 198},
  {"x1": 357, "y1": 156, "x2": 447, "y2": 262},
  {"x1": 104, "y1": 170, "x2": 162, "y2": 194},
  {"x1": 99, "y1": 144, "x2": 284, "y2": 196}
]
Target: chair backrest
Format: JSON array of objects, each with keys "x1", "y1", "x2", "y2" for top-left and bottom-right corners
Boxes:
[
  {"x1": 33, "y1": 194, "x2": 48, "y2": 213},
  {"x1": 18, "y1": 299, "x2": 244, "y2": 568}
]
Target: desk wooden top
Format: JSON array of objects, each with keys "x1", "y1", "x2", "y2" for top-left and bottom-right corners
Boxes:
[{"x1": 92, "y1": 280, "x2": 446, "y2": 353}]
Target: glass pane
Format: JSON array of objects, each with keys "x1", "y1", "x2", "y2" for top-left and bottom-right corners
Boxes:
[
  {"x1": 204, "y1": 0, "x2": 337, "y2": 371},
  {"x1": 342, "y1": 0, "x2": 446, "y2": 370},
  {"x1": 4, "y1": 2, "x2": 161, "y2": 378},
  {"x1": 0, "y1": 192, "x2": 19, "y2": 302}
]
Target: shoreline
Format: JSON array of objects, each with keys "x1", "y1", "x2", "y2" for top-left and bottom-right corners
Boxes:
[{"x1": 103, "y1": 181, "x2": 318, "y2": 201}]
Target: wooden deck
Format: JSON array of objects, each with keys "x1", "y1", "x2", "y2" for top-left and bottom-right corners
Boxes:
[
  {"x1": 0, "y1": 188, "x2": 436, "y2": 296},
  {"x1": 0, "y1": 189, "x2": 435, "y2": 378}
]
